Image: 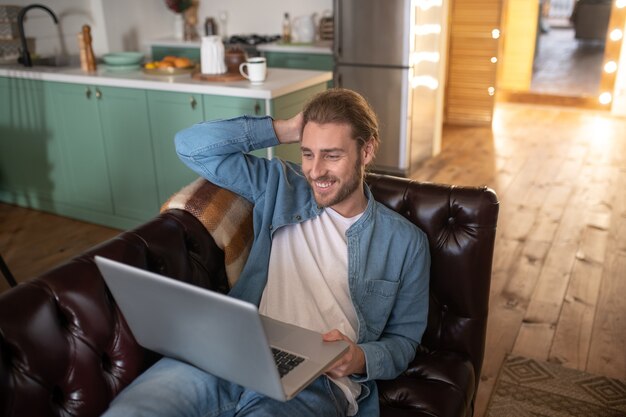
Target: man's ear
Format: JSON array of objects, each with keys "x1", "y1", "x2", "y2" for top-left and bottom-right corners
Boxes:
[{"x1": 361, "y1": 138, "x2": 375, "y2": 165}]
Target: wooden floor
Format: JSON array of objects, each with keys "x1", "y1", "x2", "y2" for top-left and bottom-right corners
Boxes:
[
  {"x1": 0, "y1": 207, "x2": 120, "y2": 293},
  {"x1": 410, "y1": 103, "x2": 626, "y2": 415},
  {"x1": 1, "y1": 102, "x2": 625, "y2": 415}
]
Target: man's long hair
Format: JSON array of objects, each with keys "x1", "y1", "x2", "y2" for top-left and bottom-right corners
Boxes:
[{"x1": 301, "y1": 88, "x2": 380, "y2": 160}]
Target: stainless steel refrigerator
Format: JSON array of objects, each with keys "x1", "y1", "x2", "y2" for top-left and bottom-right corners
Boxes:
[{"x1": 333, "y1": 0, "x2": 447, "y2": 176}]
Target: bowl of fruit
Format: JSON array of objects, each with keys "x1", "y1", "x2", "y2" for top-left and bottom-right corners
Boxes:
[{"x1": 143, "y1": 56, "x2": 196, "y2": 75}]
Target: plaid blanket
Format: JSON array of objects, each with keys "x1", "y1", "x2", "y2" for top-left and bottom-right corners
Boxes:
[{"x1": 160, "y1": 178, "x2": 253, "y2": 288}]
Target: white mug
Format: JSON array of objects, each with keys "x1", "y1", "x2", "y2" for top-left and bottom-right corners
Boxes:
[{"x1": 239, "y1": 57, "x2": 267, "y2": 84}]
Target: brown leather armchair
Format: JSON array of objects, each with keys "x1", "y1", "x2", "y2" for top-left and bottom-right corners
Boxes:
[{"x1": 0, "y1": 174, "x2": 498, "y2": 417}]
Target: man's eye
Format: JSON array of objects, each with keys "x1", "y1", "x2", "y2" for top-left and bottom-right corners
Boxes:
[
  {"x1": 302, "y1": 152, "x2": 313, "y2": 159},
  {"x1": 325, "y1": 154, "x2": 340, "y2": 160}
]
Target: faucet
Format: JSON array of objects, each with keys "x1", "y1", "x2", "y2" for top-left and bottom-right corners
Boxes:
[{"x1": 17, "y1": 4, "x2": 59, "y2": 67}]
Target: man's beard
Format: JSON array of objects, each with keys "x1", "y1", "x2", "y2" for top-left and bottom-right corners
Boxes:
[{"x1": 307, "y1": 154, "x2": 364, "y2": 209}]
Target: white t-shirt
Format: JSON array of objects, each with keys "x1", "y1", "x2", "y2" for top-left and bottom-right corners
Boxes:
[{"x1": 259, "y1": 207, "x2": 362, "y2": 415}]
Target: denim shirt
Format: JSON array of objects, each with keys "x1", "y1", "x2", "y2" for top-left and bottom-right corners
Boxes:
[{"x1": 175, "y1": 116, "x2": 430, "y2": 416}]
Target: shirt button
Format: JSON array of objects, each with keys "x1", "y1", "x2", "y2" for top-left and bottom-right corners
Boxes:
[
  {"x1": 269, "y1": 225, "x2": 273, "y2": 230},
  {"x1": 295, "y1": 215, "x2": 302, "y2": 221}
]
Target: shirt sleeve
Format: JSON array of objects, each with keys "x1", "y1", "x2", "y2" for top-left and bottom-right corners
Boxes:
[{"x1": 174, "y1": 115, "x2": 280, "y2": 202}]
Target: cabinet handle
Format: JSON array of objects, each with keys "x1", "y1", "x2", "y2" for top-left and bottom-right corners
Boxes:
[
  {"x1": 95, "y1": 88, "x2": 102, "y2": 99},
  {"x1": 190, "y1": 96, "x2": 197, "y2": 110},
  {"x1": 254, "y1": 102, "x2": 261, "y2": 115},
  {"x1": 85, "y1": 87, "x2": 92, "y2": 99}
]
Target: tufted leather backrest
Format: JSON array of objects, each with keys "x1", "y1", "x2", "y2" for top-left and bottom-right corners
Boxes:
[{"x1": 366, "y1": 173, "x2": 499, "y2": 408}]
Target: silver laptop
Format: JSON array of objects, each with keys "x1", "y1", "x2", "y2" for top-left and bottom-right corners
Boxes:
[{"x1": 95, "y1": 256, "x2": 349, "y2": 401}]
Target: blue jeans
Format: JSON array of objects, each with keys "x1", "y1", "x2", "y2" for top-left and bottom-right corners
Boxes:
[{"x1": 102, "y1": 358, "x2": 349, "y2": 417}]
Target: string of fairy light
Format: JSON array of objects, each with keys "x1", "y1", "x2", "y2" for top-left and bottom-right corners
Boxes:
[{"x1": 599, "y1": 0, "x2": 626, "y2": 106}]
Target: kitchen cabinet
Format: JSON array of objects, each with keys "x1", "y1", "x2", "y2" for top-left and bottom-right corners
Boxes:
[
  {"x1": 263, "y1": 51, "x2": 334, "y2": 71},
  {"x1": 0, "y1": 77, "x2": 67, "y2": 209},
  {"x1": 51, "y1": 82, "x2": 112, "y2": 216},
  {"x1": 150, "y1": 93, "x2": 275, "y2": 204},
  {"x1": 1, "y1": 67, "x2": 330, "y2": 229},
  {"x1": 262, "y1": 51, "x2": 334, "y2": 89},
  {"x1": 97, "y1": 86, "x2": 159, "y2": 222},
  {"x1": 203, "y1": 94, "x2": 265, "y2": 119},
  {"x1": 148, "y1": 90, "x2": 205, "y2": 204},
  {"x1": 51, "y1": 83, "x2": 159, "y2": 228}
]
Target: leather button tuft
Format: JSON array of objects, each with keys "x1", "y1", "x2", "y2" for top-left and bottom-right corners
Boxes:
[
  {"x1": 447, "y1": 217, "x2": 455, "y2": 225},
  {"x1": 154, "y1": 257, "x2": 165, "y2": 273},
  {"x1": 51, "y1": 386, "x2": 64, "y2": 404},
  {"x1": 101, "y1": 353, "x2": 112, "y2": 372},
  {"x1": 55, "y1": 302, "x2": 70, "y2": 329}
]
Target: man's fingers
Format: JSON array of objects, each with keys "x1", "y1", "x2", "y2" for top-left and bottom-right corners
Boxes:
[{"x1": 322, "y1": 329, "x2": 345, "y2": 342}]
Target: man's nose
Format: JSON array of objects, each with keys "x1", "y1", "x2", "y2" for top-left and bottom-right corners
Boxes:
[{"x1": 310, "y1": 157, "x2": 327, "y2": 179}]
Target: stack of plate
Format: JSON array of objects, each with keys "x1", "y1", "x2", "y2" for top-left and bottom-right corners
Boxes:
[
  {"x1": 101, "y1": 52, "x2": 144, "y2": 72},
  {"x1": 319, "y1": 16, "x2": 334, "y2": 41}
]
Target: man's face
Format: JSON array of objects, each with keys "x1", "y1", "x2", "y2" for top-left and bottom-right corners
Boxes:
[{"x1": 301, "y1": 122, "x2": 373, "y2": 217}]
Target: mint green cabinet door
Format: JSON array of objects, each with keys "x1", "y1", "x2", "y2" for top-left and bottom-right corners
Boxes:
[
  {"x1": 203, "y1": 95, "x2": 265, "y2": 120},
  {"x1": 0, "y1": 77, "x2": 64, "y2": 208},
  {"x1": 98, "y1": 86, "x2": 159, "y2": 222},
  {"x1": 51, "y1": 82, "x2": 113, "y2": 213},
  {"x1": 147, "y1": 90, "x2": 204, "y2": 203}
]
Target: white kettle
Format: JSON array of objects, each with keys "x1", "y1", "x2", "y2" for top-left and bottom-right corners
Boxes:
[
  {"x1": 201, "y1": 35, "x2": 226, "y2": 74},
  {"x1": 292, "y1": 14, "x2": 316, "y2": 43}
]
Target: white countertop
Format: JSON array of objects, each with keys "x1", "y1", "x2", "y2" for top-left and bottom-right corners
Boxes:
[{"x1": 0, "y1": 65, "x2": 331, "y2": 99}]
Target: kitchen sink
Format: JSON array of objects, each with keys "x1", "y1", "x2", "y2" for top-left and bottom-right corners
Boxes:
[{"x1": 28, "y1": 54, "x2": 76, "y2": 67}]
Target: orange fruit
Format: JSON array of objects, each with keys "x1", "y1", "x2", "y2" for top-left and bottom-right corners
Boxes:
[
  {"x1": 174, "y1": 57, "x2": 192, "y2": 68},
  {"x1": 156, "y1": 60, "x2": 174, "y2": 69}
]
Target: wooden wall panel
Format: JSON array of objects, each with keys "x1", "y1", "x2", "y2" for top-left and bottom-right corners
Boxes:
[
  {"x1": 498, "y1": 0, "x2": 540, "y2": 91},
  {"x1": 445, "y1": 0, "x2": 502, "y2": 125}
]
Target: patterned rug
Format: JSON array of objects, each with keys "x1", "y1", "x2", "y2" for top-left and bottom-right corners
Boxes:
[{"x1": 486, "y1": 355, "x2": 626, "y2": 417}]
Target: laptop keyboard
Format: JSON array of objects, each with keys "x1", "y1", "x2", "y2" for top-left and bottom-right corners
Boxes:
[{"x1": 272, "y1": 348, "x2": 305, "y2": 377}]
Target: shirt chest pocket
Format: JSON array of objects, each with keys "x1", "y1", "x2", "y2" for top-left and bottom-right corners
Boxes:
[{"x1": 361, "y1": 279, "x2": 400, "y2": 337}]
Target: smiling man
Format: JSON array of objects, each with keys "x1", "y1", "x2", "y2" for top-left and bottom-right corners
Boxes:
[{"x1": 102, "y1": 89, "x2": 430, "y2": 417}]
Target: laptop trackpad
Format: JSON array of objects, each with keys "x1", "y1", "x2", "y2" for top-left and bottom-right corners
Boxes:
[{"x1": 260, "y1": 315, "x2": 348, "y2": 362}]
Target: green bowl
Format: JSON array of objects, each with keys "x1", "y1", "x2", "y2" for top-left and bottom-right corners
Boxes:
[{"x1": 101, "y1": 52, "x2": 144, "y2": 66}]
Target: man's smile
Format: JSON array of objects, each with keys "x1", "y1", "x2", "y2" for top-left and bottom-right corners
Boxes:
[{"x1": 313, "y1": 179, "x2": 335, "y2": 190}]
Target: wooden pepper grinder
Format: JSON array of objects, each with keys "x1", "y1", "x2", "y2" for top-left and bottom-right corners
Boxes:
[{"x1": 81, "y1": 25, "x2": 97, "y2": 72}]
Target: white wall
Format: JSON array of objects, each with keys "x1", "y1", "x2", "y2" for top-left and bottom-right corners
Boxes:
[
  {"x1": 8, "y1": 0, "x2": 105, "y2": 56},
  {"x1": 7, "y1": 0, "x2": 331, "y2": 59},
  {"x1": 196, "y1": 0, "x2": 332, "y2": 38}
]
